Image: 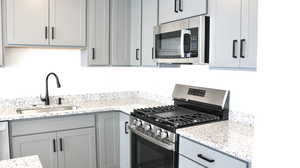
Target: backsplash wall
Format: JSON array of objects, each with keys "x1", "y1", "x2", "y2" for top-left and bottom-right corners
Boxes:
[{"x1": 0, "y1": 48, "x2": 262, "y2": 115}]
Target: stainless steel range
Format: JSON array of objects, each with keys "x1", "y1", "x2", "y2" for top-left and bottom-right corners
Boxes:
[{"x1": 129, "y1": 84, "x2": 230, "y2": 168}]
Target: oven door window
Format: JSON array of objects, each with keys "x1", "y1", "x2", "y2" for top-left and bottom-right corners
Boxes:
[{"x1": 132, "y1": 132, "x2": 176, "y2": 168}]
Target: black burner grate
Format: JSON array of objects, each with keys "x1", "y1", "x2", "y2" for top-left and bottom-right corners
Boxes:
[{"x1": 133, "y1": 105, "x2": 220, "y2": 129}]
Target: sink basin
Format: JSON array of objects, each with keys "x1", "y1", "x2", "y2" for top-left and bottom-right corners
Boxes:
[{"x1": 16, "y1": 105, "x2": 79, "y2": 114}]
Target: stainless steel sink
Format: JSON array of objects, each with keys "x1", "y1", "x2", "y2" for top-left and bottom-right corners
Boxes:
[{"x1": 16, "y1": 105, "x2": 79, "y2": 114}]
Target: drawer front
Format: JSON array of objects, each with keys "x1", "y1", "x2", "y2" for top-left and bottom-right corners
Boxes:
[
  {"x1": 179, "y1": 154, "x2": 205, "y2": 168},
  {"x1": 11, "y1": 115, "x2": 95, "y2": 136},
  {"x1": 179, "y1": 136, "x2": 248, "y2": 168}
]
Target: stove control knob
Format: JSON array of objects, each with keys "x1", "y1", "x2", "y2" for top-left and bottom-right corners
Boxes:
[
  {"x1": 160, "y1": 131, "x2": 168, "y2": 139},
  {"x1": 137, "y1": 120, "x2": 143, "y2": 127},
  {"x1": 132, "y1": 119, "x2": 138, "y2": 126},
  {"x1": 156, "y1": 129, "x2": 162, "y2": 136},
  {"x1": 144, "y1": 124, "x2": 152, "y2": 131}
]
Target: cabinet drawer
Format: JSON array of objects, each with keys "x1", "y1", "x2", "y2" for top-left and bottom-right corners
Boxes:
[
  {"x1": 179, "y1": 136, "x2": 248, "y2": 168},
  {"x1": 11, "y1": 115, "x2": 95, "y2": 136},
  {"x1": 179, "y1": 155, "x2": 205, "y2": 168}
]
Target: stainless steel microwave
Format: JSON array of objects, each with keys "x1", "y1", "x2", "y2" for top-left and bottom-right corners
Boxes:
[{"x1": 154, "y1": 16, "x2": 210, "y2": 64}]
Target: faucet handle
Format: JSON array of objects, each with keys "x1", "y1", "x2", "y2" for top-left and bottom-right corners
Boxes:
[
  {"x1": 40, "y1": 94, "x2": 46, "y2": 102},
  {"x1": 58, "y1": 97, "x2": 64, "y2": 105}
]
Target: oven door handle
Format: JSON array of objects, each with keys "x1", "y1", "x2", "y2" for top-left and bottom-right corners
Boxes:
[{"x1": 129, "y1": 127, "x2": 175, "y2": 151}]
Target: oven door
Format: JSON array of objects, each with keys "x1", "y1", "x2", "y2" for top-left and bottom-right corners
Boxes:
[{"x1": 131, "y1": 131, "x2": 178, "y2": 168}]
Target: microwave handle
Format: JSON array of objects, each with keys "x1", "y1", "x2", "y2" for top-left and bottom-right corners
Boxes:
[{"x1": 181, "y1": 30, "x2": 191, "y2": 57}]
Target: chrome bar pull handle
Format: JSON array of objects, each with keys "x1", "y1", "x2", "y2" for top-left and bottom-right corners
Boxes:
[
  {"x1": 240, "y1": 39, "x2": 246, "y2": 58},
  {"x1": 232, "y1": 40, "x2": 238, "y2": 59}
]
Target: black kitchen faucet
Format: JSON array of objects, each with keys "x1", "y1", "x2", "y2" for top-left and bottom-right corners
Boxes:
[{"x1": 40, "y1": 72, "x2": 61, "y2": 105}]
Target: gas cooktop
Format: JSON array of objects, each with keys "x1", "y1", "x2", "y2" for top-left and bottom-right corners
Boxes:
[
  {"x1": 133, "y1": 105, "x2": 220, "y2": 131},
  {"x1": 131, "y1": 84, "x2": 230, "y2": 132}
]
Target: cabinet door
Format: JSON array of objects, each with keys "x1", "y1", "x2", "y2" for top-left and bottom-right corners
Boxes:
[
  {"x1": 119, "y1": 113, "x2": 130, "y2": 168},
  {"x1": 111, "y1": 0, "x2": 131, "y2": 66},
  {"x1": 130, "y1": 0, "x2": 142, "y2": 66},
  {"x1": 57, "y1": 128, "x2": 96, "y2": 168},
  {"x1": 49, "y1": 0, "x2": 86, "y2": 47},
  {"x1": 141, "y1": 0, "x2": 157, "y2": 66},
  {"x1": 96, "y1": 113, "x2": 119, "y2": 168},
  {"x1": 179, "y1": 155, "x2": 205, "y2": 168},
  {"x1": 5, "y1": 0, "x2": 49, "y2": 46},
  {"x1": 239, "y1": 0, "x2": 257, "y2": 69},
  {"x1": 12, "y1": 133, "x2": 58, "y2": 168},
  {"x1": 0, "y1": 0, "x2": 3, "y2": 66},
  {"x1": 178, "y1": 0, "x2": 207, "y2": 20},
  {"x1": 209, "y1": 0, "x2": 241, "y2": 68},
  {"x1": 82, "y1": 0, "x2": 110, "y2": 66},
  {"x1": 159, "y1": 0, "x2": 181, "y2": 24}
]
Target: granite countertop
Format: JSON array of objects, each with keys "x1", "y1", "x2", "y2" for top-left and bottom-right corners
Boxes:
[
  {"x1": 0, "y1": 156, "x2": 43, "y2": 168},
  {"x1": 0, "y1": 91, "x2": 171, "y2": 121},
  {"x1": 0, "y1": 91, "x2": 254, "y2": 163},
  {"x1": 177, "y1": 119, "x2": 254, "y2": 162}
]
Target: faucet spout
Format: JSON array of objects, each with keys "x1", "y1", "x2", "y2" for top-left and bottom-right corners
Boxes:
[{"x1": 41, "y1": 72, "x2": 61, "y2": 105}]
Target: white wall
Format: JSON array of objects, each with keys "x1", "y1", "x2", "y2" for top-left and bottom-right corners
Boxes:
[{"x1": 0, "y1": 47, "x2": 260, "y2": 115}]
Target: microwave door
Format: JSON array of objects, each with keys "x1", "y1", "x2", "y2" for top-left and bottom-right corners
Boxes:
[{"x1": 180, "y1": 30, "x2": 191, "y2": 58}]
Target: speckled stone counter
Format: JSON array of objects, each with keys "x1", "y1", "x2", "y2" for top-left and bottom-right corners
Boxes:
[
  {"x1": 177, "y1": 119, "x2": 254, "y2": 162},
  {"x1": 0, "y1": 91, "x2": 172, "y2": 121},
  {"x1": 0, "y1": 156, "x2": 43, "y2": 168},
  {"x1": 0, "y1": 91, "x2": 254, "y2": 164}
]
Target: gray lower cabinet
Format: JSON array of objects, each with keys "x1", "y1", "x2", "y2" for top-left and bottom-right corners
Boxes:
[
  {"x1": 179, "y1": 136, "x2": 248, "y2": 168},
  {"x1": 119, "y1": 113, "x2": 130, "y2": 168},
  {"x1": 96, "y1": 112, "x2": 119, "y2": 168},
  {"x1": 56, "y1": 128, "x2": 97, "y2": 168},
  {"x1": 12, "y1": 128, "x2": 96, "y2": 168},
  {"x1": 10, "y1": 115, "x2": 96, "y2": 168},
  {"x1": 82, "y1": 0, "x2": 110, "y2": 66},
  {"x1": 12, "y1": 132, "x2": 58, "y2": 168},
  {"x1": 179, "y1": 155, "x2": 205, "y2": 168}
]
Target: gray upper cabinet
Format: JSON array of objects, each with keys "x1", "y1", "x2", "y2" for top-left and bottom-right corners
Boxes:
[
  {"x1": 4, "y1": 0, "x2": 86, "y2": 47},
  {"x1": 49, "y1": 0, "x2": 86, "y2": 47},
  {"x1": 82, "y1": 0, "x2": 110, "y2": 66},
  {"x1": 141, "y1": 0, "x2": 158, "y2": 66},
  {"x1": 209, "y1": 0, "x2": 257, "y2": 69},
  {"x1": 5, "y1": 0, "x2": 49, "y2": 46},
  {"x1": 110, "y1": 0, "x2": 131, "y2": 66},
  {"x1": 130, "y1": 0, "x2": 142, "y2": 66},
  {"x1": 159, "y1": 0, "x2": 207, "y2": 24},
  {"x1": 0, "y1": 0, "x2": 3, "y2": 66}
]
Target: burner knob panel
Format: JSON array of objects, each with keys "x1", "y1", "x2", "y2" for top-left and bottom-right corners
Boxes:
[{"x1": 160, "y1": 131, "x2": 168, "y2": 139}]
